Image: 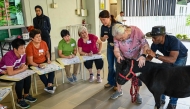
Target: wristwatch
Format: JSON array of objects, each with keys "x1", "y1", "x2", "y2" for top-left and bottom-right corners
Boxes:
[
  {"x1": 155, "y1": 54, "x2": 160, "y2": 59},
  {"x1": 140, "y1": 54, "x2": 146, "y2": 58}
]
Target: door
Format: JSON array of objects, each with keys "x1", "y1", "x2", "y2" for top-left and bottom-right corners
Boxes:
[{"x1": 110, "y1": 3, "x2": 117, "y2": 18}]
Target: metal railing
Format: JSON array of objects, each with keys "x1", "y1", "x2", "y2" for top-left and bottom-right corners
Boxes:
[
  {"x1": 66, "y1": 24, "x2": 91, "y2": 41},
  {"x1": 123, "y1": 15, "x2": 190, "y2": 37}
]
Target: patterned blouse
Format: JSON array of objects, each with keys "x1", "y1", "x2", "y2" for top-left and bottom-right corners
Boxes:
[{"x1": 114, "y1": 26, "x2": 148, "y2": 60}]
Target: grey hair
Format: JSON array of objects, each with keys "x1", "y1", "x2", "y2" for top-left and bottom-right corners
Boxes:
[
  {"x1": 112, "y1": 24, "x2": 127, "y2": 36},
  {"x1": 78, "y1": 26, "x2": 88, "y2": 36}
]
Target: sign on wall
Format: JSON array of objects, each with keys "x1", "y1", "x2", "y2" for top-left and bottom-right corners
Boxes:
[{"x1": 100, "y1": 0, "x2": 105, "y2": 10}]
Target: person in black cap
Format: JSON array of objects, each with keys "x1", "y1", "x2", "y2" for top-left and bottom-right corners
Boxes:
[
  {"x1": 146, "y1": 26, "x2": 188, "y2": 109},
  {"x1": 33, "y1": 5, "x2": 52, "y2": 59}
]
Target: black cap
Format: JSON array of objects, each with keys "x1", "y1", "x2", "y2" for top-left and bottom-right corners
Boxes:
[{"x1": 146, "y1": 26, "x2": 166, "y2": 37}]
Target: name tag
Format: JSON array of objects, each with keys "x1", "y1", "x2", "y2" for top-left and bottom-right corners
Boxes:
[
  {"x1": 39, "y1": 49, "x2": 44, "y2": 53},
  {"x1": 104, "y1": 31, "x2": 108, "y2": 35},
  {"x1": 87, "y1": 40, "x2": 91, "y2": 44},
  {"x1": 71, "y1": 43, "x2": 75, "y2": 47}
]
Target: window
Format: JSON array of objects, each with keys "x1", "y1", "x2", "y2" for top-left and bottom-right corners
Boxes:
[
  {"x1": 0, "y1": 0, "x2": 24, "y2": 26},
  {"x1": 122, "y1": 0, "x2": 177, "y2": 16}
]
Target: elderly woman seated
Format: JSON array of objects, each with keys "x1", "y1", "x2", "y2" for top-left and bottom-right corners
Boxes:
[
  {"x1": 77, "y1": 26, "x2": 103, "y2": 83},
  {"x1": 26, "y1": 29, "x2": 56, "y2": 94},
  {"x1": 58, "y1": 29, "x2": 79, "y2": 83}
]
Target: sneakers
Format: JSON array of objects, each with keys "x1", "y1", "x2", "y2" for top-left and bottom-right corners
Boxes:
[
  {"x1": 67, "y1": 77, "x2": 74, "y2": 83},
  {"x1": 16, "y1": 99, "x2": 30, "y2": 109},
  {"x1": 44, "y1": 86, "x2": 55, "y2": 94},
  {"x1": 110, "y1": 90, "x2": 123, "y2": 99},
  {"x1": 53, "y1": 86, "x2": 56, "y2": 91},
  {"x1": 97, "y1": 76, "x2": 102, "y2": 83},
  {"x1": 72, "y1": 74, "x2": 77, "y2": 82},
  {"x1": 104, "y1": 83, "x2": 112, "y2": 88},
  {"x1": 89, "y1": 75, "x2": 94, "y2": 82},
  {"x1": 166, "y1": 104, "x2": 176, "y2": 109},
  {"x1": 136, "y1": 93, "x2": 142, "y2": 104},
  {"x1": 24, "y1": 95, "x2": 37, "y2": 103}
]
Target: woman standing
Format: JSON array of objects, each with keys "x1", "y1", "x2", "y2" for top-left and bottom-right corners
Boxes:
[
  {"x1": 99, "y1": 10, "x2": 119, "y2": 90},
  {"x1": 111, "y1": 24, "x2": 149, "y2": 104},
  {"x1": 33, "y1": 5, "x2": 52, "y2": 58},
  {"x1": 58, "y1": 30, "x2": 79, "y2": 83},
  {"x1": 78, "y1": 26, "x2": 103, "y2": 83},
  {"x1": 26, "y1": 29, "x2": 56, "y2": 94}
]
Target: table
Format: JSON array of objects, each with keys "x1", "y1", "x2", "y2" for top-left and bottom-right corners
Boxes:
[
  {"x1": 0, "y1": 38, "x2": 30, "y2": 57},
  {"x1": 30, "y1": 61, "x2": 64, "y2": 94},
  {"x1": 30, "y1": 61, "x2": 64, "y2": 75},
  {"x1": 80, "y1": 54, "x2": 106, "y2": 80},
  {"x1": 0, "y1": 86, "x2": 15, "y2": 109},
  {"x1": 0, "y1": 70, "x2": 36, "y2": 81},
  {"x1": 56, "y1": 56, "x2": 83, "y2": 80},
  {"x1": 56, "y1": 56, "x2": 81, "y2": 66}
]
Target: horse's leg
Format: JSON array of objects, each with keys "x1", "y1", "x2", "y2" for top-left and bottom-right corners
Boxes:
[{"x1": 153, "y1": 93, "x2": 162, "y2": 109}]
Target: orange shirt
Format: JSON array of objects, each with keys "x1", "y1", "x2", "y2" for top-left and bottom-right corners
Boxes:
[{"x1": 26, "y1": 41, "x2": 48, "y2": 64}]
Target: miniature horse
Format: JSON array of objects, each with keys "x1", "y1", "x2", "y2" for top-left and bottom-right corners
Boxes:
[{"x1": 117, "y1": 59, "x2": 190, "y2": 109}]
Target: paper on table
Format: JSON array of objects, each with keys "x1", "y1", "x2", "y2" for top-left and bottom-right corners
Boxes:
[
  {"x1": 58, "y1": 56, "x2": 81, "y2": 65},
  {"x1": 0, "y1": 70, "x2": 35, "y2": 81},
  {"x1": 31, "y1": 62, "x2": 63, "y2": 75},
  {"x1": 82, "y1": 54, "x2": 103, "y2": 61}
]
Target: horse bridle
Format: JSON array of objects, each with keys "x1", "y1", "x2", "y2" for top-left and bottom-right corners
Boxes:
[{"x1": 119, "y1": 60, "x2": 136, "y2": 80}]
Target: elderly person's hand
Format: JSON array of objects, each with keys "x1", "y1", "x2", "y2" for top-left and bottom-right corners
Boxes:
[
  {"x1": 137, "y1": 56, "x2": 146, "y2": 68},
  {"x1": 38, "y1": 64, "x2": 46, "y2": 69},
  {"x1": 117, "y1": 56, "x2": 124, "y2": 63},
  {"x1": 146, "y1": 49, "x2": 156, "y2": 57},
  {"x1": 67, "y1": 55, "x2": 74, "y2": 59},
  {"x1": 97, "y1": 52, "x2": 101, "y2": 55}
]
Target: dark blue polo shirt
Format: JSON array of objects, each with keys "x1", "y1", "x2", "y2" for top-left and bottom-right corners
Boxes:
[
  {"x1": 100, "y1": 22, "x2": 121, "y2": 43},
  {"x1": 151, "y1": 35, "x2": 188, "y2": 58}
]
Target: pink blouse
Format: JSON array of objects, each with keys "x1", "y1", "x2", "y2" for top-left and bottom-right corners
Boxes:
[{"x1": 114, "y1": 26, "x2": 148, "y2": 59}]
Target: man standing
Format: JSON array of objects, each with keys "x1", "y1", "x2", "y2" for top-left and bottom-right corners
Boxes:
[
  {"x1": 116, "y1": 11, "x2": 125, "y2": 23},
  {"x1": 146, "y1": 26, "x2": 188, "y2": 109}
]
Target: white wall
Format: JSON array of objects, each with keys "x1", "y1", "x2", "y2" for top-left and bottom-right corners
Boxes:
[{"x1": 22, "y1": 0, "x2": 86, "y2": 52}]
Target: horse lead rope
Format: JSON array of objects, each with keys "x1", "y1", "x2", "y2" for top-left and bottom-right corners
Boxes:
[
  {"x1": 119, "y1": 60, "x2": 139, "y2": 103},
  {"x1": 130, "y1": 76, "x2": 138, "y2": 103}
]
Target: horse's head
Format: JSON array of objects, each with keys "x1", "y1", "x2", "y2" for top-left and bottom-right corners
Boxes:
[{"x1": 116, "y1": 58, "x2": 135, "y2": 85}]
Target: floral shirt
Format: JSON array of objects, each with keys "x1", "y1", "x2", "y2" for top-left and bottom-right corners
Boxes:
[{"x1": 114, "y1": 26, "x2": 148, "y2": 60}]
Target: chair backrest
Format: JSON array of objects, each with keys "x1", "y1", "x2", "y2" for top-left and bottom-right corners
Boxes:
[{"x1": 54, "y1": 46, "x2": 59, "y2": 59}]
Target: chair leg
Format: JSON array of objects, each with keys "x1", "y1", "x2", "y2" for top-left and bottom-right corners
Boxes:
[
  {"x1": 62, "y1": 69, "x2": 64, "y2": 83},
  {"x1": 30, "y1": 82, "x2": 34, "y2": 96},
  {"x1": 80, "y1": 63, "x2": 83, "y2": 80},
  {"x1": 9, "y1": 87, "x2": 16, "y2": 109},
  {"x1": 83, "y1": 64, "x2": 87, "y2": 80},
  {"x1": 103, "y1": 66, "x2": 105, "y2": 79},
  {"x1": 54, "y1": 72, "x2": 58, "y2": 86},
  {"x1": 33, "y1": 74, "x2": 38, "y2": 95}
]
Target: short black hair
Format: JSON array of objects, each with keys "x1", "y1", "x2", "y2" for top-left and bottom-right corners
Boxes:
[
  {"x1": 99, "y1": 10, "x2": 110, "y2": 18},
  {"x1": 11, "y1": 38, "x2": 25, "y2": 49},
  {"x1": 29, "y1": 29, "x2": 41, "y2": 38},
  {"x1": 99, "y1": 10, "x2": 116, "y2": 23},
  {"x1": 60, "y1": 29, "x2": 70, "y2": 38}
]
